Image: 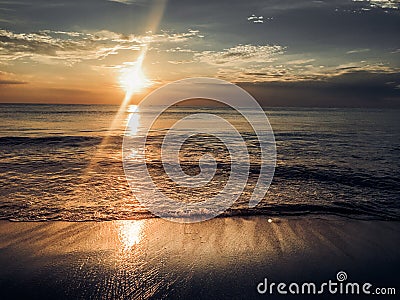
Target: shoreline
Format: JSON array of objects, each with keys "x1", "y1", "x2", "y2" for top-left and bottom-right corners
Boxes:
[
  {"x1": 3, "y1": 210, "x2": 400, "y2": 223},
  {"x1": 0, "y1": 215, "x2": 399, "y2": 299}
]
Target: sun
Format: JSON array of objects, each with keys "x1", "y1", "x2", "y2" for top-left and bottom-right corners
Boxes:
[
  {"x1": 119, "y1": 64, "x2": 151, "y2": 95},
  {"x1": 118, "y1": 55, "x2": 152, "y2": 96}
]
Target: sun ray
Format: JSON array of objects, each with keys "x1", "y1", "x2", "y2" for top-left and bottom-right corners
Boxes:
[{"x1": 81, "y1": 0, "x2": 167, "y2": 181}]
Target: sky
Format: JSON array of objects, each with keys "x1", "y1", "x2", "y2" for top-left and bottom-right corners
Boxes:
[{"x1": 0, "y1": 0, "x2": 399, "y2": 107}]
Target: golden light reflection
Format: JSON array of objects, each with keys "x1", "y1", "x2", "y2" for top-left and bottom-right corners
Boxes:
[
  {"x1": 128, "y1": 104, "x2": 138, "y2": 113},
  {"x1": 127, "y1": 113, "x2": 140, "y2": 136},
  {"x1": 126, "y1": 104, "x2": 140, "y2": 136},
  {"x1": 117, "y1": 220, "x2": 145, "y2": 250}
]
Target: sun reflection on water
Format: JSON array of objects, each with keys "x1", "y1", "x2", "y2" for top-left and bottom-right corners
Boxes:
[
  {"x1": 117, "y1": 220, "x2": 145, "y2": 250},
  {"x1": 126, "y1": 105, "x2": 141, "y2": 136},
  {"x1": 128, "y1": 105, "x2": 138, "y2": 113}
]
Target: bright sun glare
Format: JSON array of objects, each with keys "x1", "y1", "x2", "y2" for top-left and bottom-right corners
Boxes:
[{"x1": 119, "y1": 54, "x2": 151, "y2": 96}]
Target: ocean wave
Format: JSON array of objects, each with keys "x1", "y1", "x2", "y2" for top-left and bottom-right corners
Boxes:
[
  {"x1": 274, "y1": 165, "x2": 400, "y2": 191},
  {"x1": 2, "y1": 204, "x2": 398, "y2": 222},
  {"x1": 1, "y1": 106, "x2": 399, "y2": 222},
  {"x1": 0, "y1": 136, "x2": 104, "y2": 147}
]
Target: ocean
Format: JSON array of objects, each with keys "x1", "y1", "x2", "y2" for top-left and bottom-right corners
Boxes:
[{"x1": 0, "y1": 104, "x2": 399, "y2": 221}]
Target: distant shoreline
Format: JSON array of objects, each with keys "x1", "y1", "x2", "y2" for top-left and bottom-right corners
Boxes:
[{"x1": 1, "y1": 102, "x2": 400, "y2": 109}]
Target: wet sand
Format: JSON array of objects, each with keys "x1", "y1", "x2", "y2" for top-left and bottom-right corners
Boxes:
[{"x1": 0, "y1": 216, "x2": 399, "y2": 299}]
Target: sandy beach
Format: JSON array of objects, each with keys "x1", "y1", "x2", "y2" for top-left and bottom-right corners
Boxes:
[
  {"x1": 1, "y1": 0, "x2": 400, "y2": 298},
  {"x1": 0, "y1": 216, "x2": 399, "y2": 299}
]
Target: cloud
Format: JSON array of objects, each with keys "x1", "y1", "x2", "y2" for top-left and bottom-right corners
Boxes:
[
  {"x1": 213, "y1": 58, "x2": 400, "y2": 83},
  {"x1": 267, "y1": 0, "x2": 400, "y2": 12},
  {"x1": 164, "y1": 46, "x2": 195, "y2": 53},
  {"x1": 247, "y1": 14, "x2": 264, "y2": 23},
  {"x1": 0, "y1": 29, "x2": 203, "y2": 65},
  {"x1": 352, "y1": 0, "x2": 400, "y2": 10},
  {"x1": 195, "y1": 44, "x2": 286, "y2": 66},
  {"x1": 332, "y1": 62, "x2": 398, "y2": 75},
  {"x1": 238, "y1": 71, "x2": 400, "y2": 107},
  {"x1": 107, "y1": 0, "x2": 143, "y2": 4},
  {"x1": 285, "y1": 58, "x2": 316, "y2": 65},
  {"x1": 0, "y1": 79, "x2": 26, "y2": 84},
  {"x1": 0, "y1": 71, "x2": 27, "y2": 84},
  {"x1": 0, "y1": 29, "x2": 138, "y2": 64},
  {"x1": 108, "y1": 0, "x2": 132, "y2": 4},
  {"x1": 346, "y1": 48, "x2": 370, "y2": 54},
  {"x1": 0, "y1": 17, "x2": 12, "y2": 23},
  {"x1": 192, "y1": 42, "x2": 398, "y2": 84},
  {"x1": 167, "y1": 60, "x2": 194, "y2": 64},
  {"x1": 247, "y1": 14, "x2": 274, "y2": 23}
]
